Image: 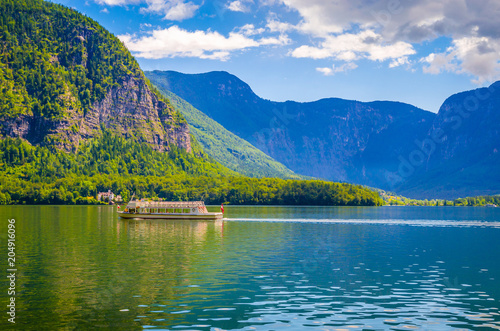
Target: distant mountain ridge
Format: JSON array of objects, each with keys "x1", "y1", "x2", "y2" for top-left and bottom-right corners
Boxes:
[
  {"x1": 146, "y1": 71, "x2": 435, "y2": 185},
  {"x1": 147, "y1": 70, "x2": 500, "y2": 199},
  {"x1": 146, "y1": 79, "x2": 300, "y2": 179}
]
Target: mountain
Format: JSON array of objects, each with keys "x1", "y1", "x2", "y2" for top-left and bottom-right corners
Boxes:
[
  {"x1": 145, "y1": 72, "x2": 300, "y2": 179},
  {"x1": 396, "y1": 82, "x2": 500, "y2": 198},
  {"x1": 147, "y1": 70, "x2": 500, "y2": 199},
  {"x1": 0, "y1": 0, "x2": 189, "y2": 152},
  {"x1": 146, "y1": 70, "x2": 436, "y2": 189},
  {"x1": 0, "y1": 0, "x2": 386, "y2": 207}
]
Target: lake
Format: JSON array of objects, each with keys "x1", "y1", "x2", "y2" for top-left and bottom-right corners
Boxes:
[{"x1": 1, "y1": 205, "x2": 500, "y2": 330}]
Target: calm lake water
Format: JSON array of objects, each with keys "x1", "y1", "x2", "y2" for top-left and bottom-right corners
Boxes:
[{"x1": 1, "y1": 205, "x2": 500, "y2": 330}]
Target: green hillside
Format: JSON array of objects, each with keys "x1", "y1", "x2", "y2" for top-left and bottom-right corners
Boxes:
[
  {"x1": 0, "y1": 0, "x2": 190, "y2": 151},
  {"x1": 0, "y1": 0, "x2": 384, "y2": 207},
  {"x1": 147, "y1": 77, "x2": 300, "y2": 179},
  {"x1": 0, "y1": 0, "x2": 140, "y2": 119}
]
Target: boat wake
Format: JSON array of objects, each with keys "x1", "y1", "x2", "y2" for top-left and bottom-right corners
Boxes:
[{"x1": 224, "y1": 218, "x2": 500, "y2": 228}]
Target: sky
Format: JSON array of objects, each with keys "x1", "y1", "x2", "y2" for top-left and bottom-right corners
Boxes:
[{"x1": 49, "y1": 0, "x2": 500, "y2": 113}]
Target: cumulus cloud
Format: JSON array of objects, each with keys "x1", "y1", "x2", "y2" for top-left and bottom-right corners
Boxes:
[
  {"x1": 106, "y1": 0, "x2": 500, "y2": 82},
  {"x1": 266, "y1": 19, "x2": 295, "y2": 34},
  {"x1": 259, "y1": 34, "x2": 291, "y2": 46},
  {"x1": 275, "y1": 0, "x2": 500, "y2": 82},
  {"x1": 119, "y1": 26, "x2": 264, "y2": 60},
  {"x1": 422, "y1": 36, "x2": 500, "y2": 83},
  {"x1": 389, "y1": 56, "x2": 410, "y2": 68},
  {"x1": 95, "y1": 0, "x2": 199, "y2": 21},
  {"x1": 141, "y1": 0, "x2": 199, "y2": 21}
]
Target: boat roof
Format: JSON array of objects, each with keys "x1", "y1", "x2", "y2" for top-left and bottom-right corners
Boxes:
[{"x1": 127, "y1": 200, "x2": 206, "y2": 208}]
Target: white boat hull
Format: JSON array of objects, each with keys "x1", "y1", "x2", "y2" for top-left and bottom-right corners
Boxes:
[{"x1": 118, "y1": 211, "x2": 223, "y2": 220}]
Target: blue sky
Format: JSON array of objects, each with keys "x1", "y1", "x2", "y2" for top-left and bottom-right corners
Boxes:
[{"x1": 50, "y1": 0, "x2": 500, "y2": 113}]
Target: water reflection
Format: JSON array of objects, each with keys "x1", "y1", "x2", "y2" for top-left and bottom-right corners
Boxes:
[
  {"x1": 0, "y1": 206, "x2": 499, "y2": 330},
  {"x1": 118, "y1": 219, "x2": 224, "y2": 242}
]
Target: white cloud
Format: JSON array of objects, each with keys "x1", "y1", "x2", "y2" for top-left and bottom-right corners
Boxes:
[
  {"x1": 389, "y1": 56, "x2": 409, "y2": 68},
  {"x1": 259, "y1": 34, "x2": 290, "y2": 46},
  {"x1": 95, "y1": 0, "x2": 140, "y2": 4},
  {"x1": 274, "y1": 0, "x2": 500, "y2": 83},
  {"x1": 316, "y1": 62, "x2": 358, "y2": 76},
  {"x1": 95, "y1": 0, "x2": 199, "y2": 21},
  {"x1": 227, "y1": 0, "x2": 253, "y2": 13},
  {"x1": 291, "y1": 45, "x2": 331, "y2": 60},
  {"x1": 421, "y1": 52, "x2": 458, "y2": 75},
  {"x1": 422, "y1": 36, "x2": 500, "y2": 83},
  {"x1": 237, "y1": 24, "x2": 265, "y2": 36},
  {"x1": 102, "y1": 0, "x2": 500, "y2": 82},
  {"x1": 236, "y1": 23, "x2": 290, "y2": 46},
  {"x1": 266, "y1": 18, "x2": 295, "y2": 34},
  {"x1": 119, "y1": 26, "x2": 261, "y2": 60},
  {"x1": 291, "y1": 30, "x2": 415, "y2": 63}
]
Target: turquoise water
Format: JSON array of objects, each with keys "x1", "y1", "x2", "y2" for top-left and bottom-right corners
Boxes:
[{"x1": 1, "y1": 206, "x2": 499, "y2": 330}]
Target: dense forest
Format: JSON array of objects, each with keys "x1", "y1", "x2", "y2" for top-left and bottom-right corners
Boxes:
[
  {"x1": 0, "y1": 0, "x2": 189, "y2": 154},
  {"x1": 0, "y1": 0, "x2": 141, "y2": 118},
  {"x1": 0, "y1": 133, "x2": 384, "y2": 206},
  {"x1": 0, "y1": 0, "x2": 142, "y2": 120}
]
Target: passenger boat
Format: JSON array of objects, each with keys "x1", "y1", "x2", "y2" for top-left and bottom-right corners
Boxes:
[{"x1": 118, "y1": 199, "x2": 223, "y2": 220}]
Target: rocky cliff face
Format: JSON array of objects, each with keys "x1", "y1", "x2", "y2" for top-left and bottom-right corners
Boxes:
[
  {"x1": 80, "y1": 74, "x2": 191, "y2": 152},
  {"x1": 0, "y1": 0, "x2": 191, "y2": 153},
  {"x1": 1, "y1": 74, "x2": 191, "y2": 153}
]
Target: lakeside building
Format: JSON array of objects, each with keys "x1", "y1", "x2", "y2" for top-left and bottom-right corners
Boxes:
[{"x1": 97, "y1": 190, "x2": 114, "y2": 202}]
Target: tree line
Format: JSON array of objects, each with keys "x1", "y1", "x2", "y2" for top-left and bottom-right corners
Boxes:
[{"x1": 382, "y1": 191, "x2": 500, "y2": 207}]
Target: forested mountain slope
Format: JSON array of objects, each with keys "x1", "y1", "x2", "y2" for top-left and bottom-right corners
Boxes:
[{"x1": 0, "y1": 0, "x2": 189, "y2": 152}]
